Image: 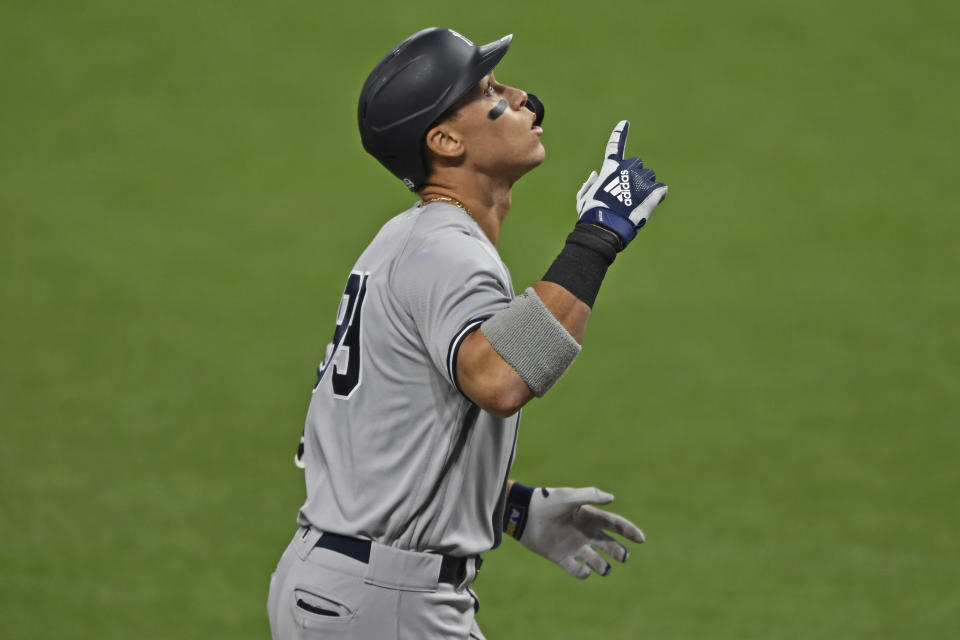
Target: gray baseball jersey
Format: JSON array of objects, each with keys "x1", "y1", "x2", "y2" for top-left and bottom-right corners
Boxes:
[{"x1": 296, "y1": 201, "x2": 520, "y2": 557}]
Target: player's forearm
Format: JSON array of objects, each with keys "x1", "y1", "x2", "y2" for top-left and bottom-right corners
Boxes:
[
  {"x1": 457, "y1": 331, "x2": 535, "y2": 417},
  {"x1": 532, "y1": 281, "x2": 591, "y2": 343},
  {"x1": 458, "y1": 278, "x2": 591, "y2": 413},
  {"x1": 456, "y1": 230, "x2": 613, "y2": 413},
  {"x1": 540, "y1": 224, "x2": 620, "y2": 311}
]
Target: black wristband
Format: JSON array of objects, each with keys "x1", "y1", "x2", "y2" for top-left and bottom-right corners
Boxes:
[
  {"x1": 542, "y1": 224, "x2": 620, "y2": 308},
  {"x1": 503, "y1": 482, "x2": 534, "y2": 539}
]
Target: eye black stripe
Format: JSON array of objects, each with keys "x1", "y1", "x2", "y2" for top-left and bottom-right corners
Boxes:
[{"x1": 488, "y1": 99, "x2": 507, "y2": 120}]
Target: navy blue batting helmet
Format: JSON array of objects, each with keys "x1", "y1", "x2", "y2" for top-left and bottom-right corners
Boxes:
[{"x1": 357, "y1": 28, "x2": 515, "y2": 191}]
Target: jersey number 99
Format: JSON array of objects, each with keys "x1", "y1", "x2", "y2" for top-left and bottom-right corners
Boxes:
[{"x1": 314, "y1": 271, "x2": 369, "y2": 398}]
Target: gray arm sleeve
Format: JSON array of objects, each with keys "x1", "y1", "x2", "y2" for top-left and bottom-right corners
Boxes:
[{"x1": 479, "y1": 287, "x2": 582, "y2": 397}]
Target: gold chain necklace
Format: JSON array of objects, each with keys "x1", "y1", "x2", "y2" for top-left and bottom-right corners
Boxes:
[{"x1": 419, "y1": 195, "x2": 472, "y2": 215}]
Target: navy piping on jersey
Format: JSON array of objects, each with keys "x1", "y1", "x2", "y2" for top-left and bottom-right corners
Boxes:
[
  {"x1": 490, "y1": 409, "x2": 521, "y2": 550},
  {"x1": 447, "y1": 316, "x2": 491, "y2": 395}
]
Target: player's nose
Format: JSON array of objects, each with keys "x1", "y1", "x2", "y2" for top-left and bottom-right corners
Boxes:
[{"x1": 507, "y1": 86, "x2": 528, "y2": 111}]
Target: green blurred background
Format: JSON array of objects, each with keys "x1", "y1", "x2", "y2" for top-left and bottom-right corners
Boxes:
[{"x1": 2, "y1": 0, "x2": 957, "y2": 637}]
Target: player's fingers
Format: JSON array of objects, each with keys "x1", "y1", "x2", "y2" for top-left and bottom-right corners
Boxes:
[
  {"x1": 559, "y1": 556, "x2": 591, "y2": 579},
  {"x1": 576, "y1": 170, "x2": 599, "y2": 202},
  {"x1": 605, "y1": 120, "x2": 630, "y2": 161},
  {"x1": 578, "y1": 506, "x2": 646, "y2": 543},
  {"x1": 598, "y1": 156, "x2": 621, "y2": 186},
  {"x1": 577, "y1": 545, "x2": 612, "y2": 577},
  {"x1": 605, "y1": 513, "x2": 646, "y2": 543},
  {"x1": 590, "y1": 532, "x2": 630, "y2": 563},
  {"x1": 562, "y1": 486, "x2": 614, "y2": 508},
  {"x1": 628, "y1": 184, "x2": 668, "y2": 226}
]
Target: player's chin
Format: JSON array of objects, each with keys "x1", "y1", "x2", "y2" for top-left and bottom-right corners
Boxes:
[
  {"x1": 497, "y1": 139, "x2": 545, "y2": 180},
  {"x1": 511, "y1": 150, "x2": 545, "y2": 182},
  {"x1": 529, "y1": 141, "x2": 546, "y2": 167},
  {"x1": 522, "y1": 132, "x2": 545, "y2": 159}
]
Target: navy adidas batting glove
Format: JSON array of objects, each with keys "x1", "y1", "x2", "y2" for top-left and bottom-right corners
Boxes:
[{"x1": 576, "y1": 120, "x2": 668, "y2": 249}]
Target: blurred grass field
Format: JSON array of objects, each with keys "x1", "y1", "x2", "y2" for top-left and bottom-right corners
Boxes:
[{"x1": 1, "y1": 0, "x2": 957, "y2": 637}]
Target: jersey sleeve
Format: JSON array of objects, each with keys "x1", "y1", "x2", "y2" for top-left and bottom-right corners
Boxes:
[{"x1": 392, "y1": 227, "x2": 513, "y2": 391}]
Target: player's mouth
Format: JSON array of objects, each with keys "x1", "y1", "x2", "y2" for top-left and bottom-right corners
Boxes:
[{"x1": 529, "y1": 112, "x2": 542, "y2": 135}]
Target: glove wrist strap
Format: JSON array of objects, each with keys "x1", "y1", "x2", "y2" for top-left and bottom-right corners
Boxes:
[
  {"x1": 503, "y1": 482, "x2": 535, "y2": 539},
  {"x1": 542, "y1": 224, "x2": 619, "y2": 308},
  {"x1": 578, "y1": 208, "x2": 638, "y2": 247}
]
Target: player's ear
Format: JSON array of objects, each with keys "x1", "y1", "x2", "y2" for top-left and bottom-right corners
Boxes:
[{"x1": 424, "y1": 124, "x2": 465, "y2": 160}]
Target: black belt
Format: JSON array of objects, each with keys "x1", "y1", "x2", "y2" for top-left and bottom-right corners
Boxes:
[{"x1": 314, "y1": 531, "x2": 480, "y2": 585}]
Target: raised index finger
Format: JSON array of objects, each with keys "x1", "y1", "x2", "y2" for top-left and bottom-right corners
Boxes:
[{"x1": 605, "y1": 120, "x2": 630, "y2": 161}]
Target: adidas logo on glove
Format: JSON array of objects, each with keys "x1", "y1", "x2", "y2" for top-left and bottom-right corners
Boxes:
[
  {"x1": 574, "y1": 119, "x2": 669, "y2": 250},
  {"x1": 603, "y1": 170, "x2": 633, "y2": 206}
]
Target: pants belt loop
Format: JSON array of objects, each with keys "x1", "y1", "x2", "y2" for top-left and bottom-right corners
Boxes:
[
  {"x1": 364, "y1": 542, "x2": 445, "y2": 592},
  {"x1": 294, "y1": 526, "x2": 322, "y2": 560}
]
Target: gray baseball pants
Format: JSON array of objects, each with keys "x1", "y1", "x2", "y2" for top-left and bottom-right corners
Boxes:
[{"x1": 267, "y1": 527, "x2": 486, "y2": 639}]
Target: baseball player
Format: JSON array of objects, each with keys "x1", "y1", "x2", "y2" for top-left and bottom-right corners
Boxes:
[{"x1": 267, "y1": 27, "x2": 668, "y2": 639}]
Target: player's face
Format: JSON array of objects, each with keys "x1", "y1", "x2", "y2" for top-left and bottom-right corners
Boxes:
[{"x1": 452, "y1": 73, "x2": 545, "y2": 181}]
